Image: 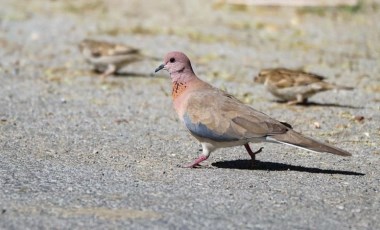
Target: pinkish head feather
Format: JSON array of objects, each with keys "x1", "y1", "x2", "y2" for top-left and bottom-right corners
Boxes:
[{"x1": 155, "y1": 51, "x2": 196, "y2": 83}]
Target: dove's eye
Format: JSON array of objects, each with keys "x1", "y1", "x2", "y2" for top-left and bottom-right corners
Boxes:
[{"x1": 169, "y1": 58, "x2": 175, "y2": 63}]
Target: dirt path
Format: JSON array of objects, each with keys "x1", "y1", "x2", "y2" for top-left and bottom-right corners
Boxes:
[{"x1": 1, "y1": 0, "x2": 379, "y2": 229}]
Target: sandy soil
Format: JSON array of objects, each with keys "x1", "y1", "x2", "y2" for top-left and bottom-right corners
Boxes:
[{"x1": 0, "y1": 0, "x2": 379, "y2": 229}]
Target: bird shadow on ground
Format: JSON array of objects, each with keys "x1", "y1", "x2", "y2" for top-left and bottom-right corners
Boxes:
[
  {"x1": 90, "y1": 69, "x2": 164, "y2": 78},
  {"x1": 296, "y1": 101, "x2": 363, "y2": 109},
  {"x1": 274, "y1": 100, "x2": 363, "y2": 109},
  {"x1": 112, "y1": 72, "x2": 155, "y2": 77},
  {"x1": 112, "y1": 71, "x2": 168, "y2": 79},
  {"x1": 212, "y1": 159, "x2": 365, "y2": 176}
]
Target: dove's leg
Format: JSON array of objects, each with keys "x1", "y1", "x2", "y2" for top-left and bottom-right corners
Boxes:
[
  {"x1": 183, "y1": 142, "x2": 214, "y2": 168},
  {"x1": 101, "y1": 64, "x2": 117, "y2": 78},
  {"x1": 183, "y1": 155, "x2": 208, "y2": 168},
  {"x1": 244, "y1": 144, "x2": 263, "y2": 161}
]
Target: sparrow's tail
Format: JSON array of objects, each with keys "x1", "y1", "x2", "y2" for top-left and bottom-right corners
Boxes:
[
  {"x1": 324, "y1": 82, "x2": 354, "y2": 91},
  {"x1": 268, "y1": 130, "x2": 352, "y2": 156}
]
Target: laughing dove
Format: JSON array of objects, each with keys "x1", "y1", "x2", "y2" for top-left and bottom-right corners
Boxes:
[
  {"x1": 254, "y1": 68, "x2": 353, "y2": 104},
  {"x1": 155, "y1": 51, "x2": 352, "y2": 168}
]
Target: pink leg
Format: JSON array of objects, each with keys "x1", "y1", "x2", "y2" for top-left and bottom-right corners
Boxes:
[
  {"x1": 244, "y1": 144, "x2": 263, "y2": 162},
  {"x1": 183, "y1": 155, "x2": 208, "y2": 168}
]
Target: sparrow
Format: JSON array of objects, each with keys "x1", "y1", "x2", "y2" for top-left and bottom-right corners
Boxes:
[
  {"x1": 78, "y1": 39, "x2": 159, "y2": 77},
  {"x1": 254, "y1": 68, "x2": 353, "y2": 104}
]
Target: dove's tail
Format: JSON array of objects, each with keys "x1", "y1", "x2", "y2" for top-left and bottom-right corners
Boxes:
[{"x1": 267, "y1": 130, "x2": 352, "y2": 156}]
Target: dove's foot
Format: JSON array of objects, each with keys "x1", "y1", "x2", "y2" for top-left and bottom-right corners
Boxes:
[
  {"x1": 183, "y1": 155, "x2": 208, "y2": 168},
  {"x1": 244, "y1": 144, "x2": 264, "y2": 163}
]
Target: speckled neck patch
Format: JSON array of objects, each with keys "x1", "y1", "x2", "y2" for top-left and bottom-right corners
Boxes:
[{"x1": 172, "y1": 81, "x2": 188, "y2": 99}]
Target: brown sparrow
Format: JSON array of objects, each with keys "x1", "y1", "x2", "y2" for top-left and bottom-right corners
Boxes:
[
  {"x1": 78, "y1": 39, "x2": 158, "y2": 77},
  {"x1": 254, "y1": 68, "x2": 353, "y2": 104}
]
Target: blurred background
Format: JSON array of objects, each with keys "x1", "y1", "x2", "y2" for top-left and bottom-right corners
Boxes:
[
  {"x1": 1, "y1": 0, "x2": 378, "y2": 78},
  {"x1": 1, "y1": 0, "x2": 379, "y2": 229}
]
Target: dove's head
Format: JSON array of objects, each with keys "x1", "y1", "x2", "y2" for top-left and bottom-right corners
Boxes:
[{"x1": 155, "y1": 51, "x2": 195, "y2": 82}]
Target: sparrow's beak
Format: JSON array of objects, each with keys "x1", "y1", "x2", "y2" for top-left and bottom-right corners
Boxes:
[{"x1": 155, "y1": 64, "x2": 165, "y2": 73}]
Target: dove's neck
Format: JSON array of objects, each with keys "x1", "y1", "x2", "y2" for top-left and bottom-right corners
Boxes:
[
  {"x1": 170, "y1": 71, "x2": 201, "y2": 100},
  {"x1": 171, "y1": 72, "x2": 211, "y2": 118}
]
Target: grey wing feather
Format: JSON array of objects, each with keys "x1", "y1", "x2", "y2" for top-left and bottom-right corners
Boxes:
[{"x1": 185, "y1": 89, "x2": 290, "y2": 141}]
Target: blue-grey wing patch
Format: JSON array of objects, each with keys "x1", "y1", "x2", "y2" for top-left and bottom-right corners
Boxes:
[{"x1": 183, "y1": 113, "x2": 238, "y2": 142}]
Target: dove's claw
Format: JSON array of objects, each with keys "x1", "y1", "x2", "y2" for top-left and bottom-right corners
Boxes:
[{"x1": 183, "y1": 155, "x2": 208, "y2": 168}]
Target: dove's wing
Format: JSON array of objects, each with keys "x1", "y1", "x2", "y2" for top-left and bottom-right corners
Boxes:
[{"x1": 183, "y1": 88, "x2": 289, "y2": 142}]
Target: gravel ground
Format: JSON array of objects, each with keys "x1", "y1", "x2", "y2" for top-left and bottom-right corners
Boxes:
[{"x1": 1, "y1": 0, "x2": 379, "y2": 229}]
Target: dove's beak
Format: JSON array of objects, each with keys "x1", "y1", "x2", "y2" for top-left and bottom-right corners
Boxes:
[{"x1": 155, "y1": 64, "x2": 165, "y2": 73}]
